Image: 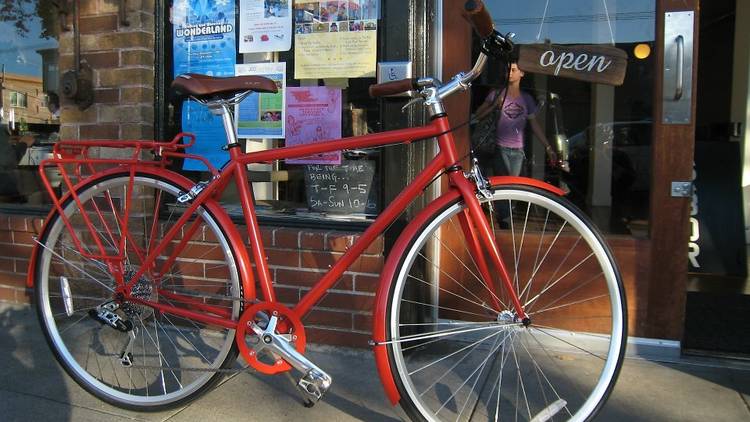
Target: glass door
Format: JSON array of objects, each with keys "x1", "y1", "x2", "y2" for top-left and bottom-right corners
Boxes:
[
  {"x1": 480, "y1": 0, "x2": 700, "y2": 341},
  {"x1": 483, "y1": 0, "x2": 657, "y2": 236}
]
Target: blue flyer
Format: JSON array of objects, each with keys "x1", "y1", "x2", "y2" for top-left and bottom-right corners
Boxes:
[{"x1": 172, "y1": 0, "x2": 237, "y2": 170}]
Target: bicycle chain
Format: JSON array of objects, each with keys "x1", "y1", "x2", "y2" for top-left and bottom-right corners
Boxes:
[
  {"x1": 98, "y1": 352, "x2": 257, "y2": 373},
  {"x1": 124, "y1": 363, "x2": 256, "y2": 374}
]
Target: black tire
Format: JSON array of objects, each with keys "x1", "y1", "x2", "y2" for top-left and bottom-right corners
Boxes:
[
  {"x1": 35, "y1": 172, "x2": 243, "y2": 411},
  {"x1": 385, "y1": 185, "x2": 627, "y2": 421}
]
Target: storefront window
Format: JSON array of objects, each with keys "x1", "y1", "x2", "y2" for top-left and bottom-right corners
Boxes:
[
  {"x1": 0, "y1": 1, "x2": 60, "y2": 208},
  {"x1": 166, "y1": 0, "x2": 383, "y2": 226},
  {"x1": 482, "y1": 0, "x2": 656, "y2": 236}
]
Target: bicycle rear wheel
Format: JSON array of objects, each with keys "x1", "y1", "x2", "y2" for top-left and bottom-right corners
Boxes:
[
  {"x1": 385, "y1": 185, "x2": 626, "y2": 421},
  {"x1": 35, "y1": 172, "x2": 243, "y2": 410}
]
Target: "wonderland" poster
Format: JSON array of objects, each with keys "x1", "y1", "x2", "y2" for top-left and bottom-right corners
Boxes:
[{"x1": 172, "y1": 0, "x2": 237, "y2": 170}]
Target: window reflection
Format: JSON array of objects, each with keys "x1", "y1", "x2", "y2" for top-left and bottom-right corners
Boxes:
[
  {"x1": 0, "y1": 0, "x2": 60, "y2": 206},
  {"x1": 482, "y1": 0, "x2": 656, "y2": 236}
]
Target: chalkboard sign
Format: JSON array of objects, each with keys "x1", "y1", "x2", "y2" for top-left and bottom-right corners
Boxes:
[{"x1": 304, "y1": 160, "x2": 379, "y2": 215}]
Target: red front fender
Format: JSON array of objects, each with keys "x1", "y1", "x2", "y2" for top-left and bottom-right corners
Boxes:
[
  {"x1": 26, "y1": 167, "x2": 256, "y2": 304},
  {"x1": 371, "y1": 177, "x2": 563, "y2": 405}
]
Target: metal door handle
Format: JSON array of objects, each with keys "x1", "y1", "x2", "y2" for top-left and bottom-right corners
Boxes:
[{"x1": 674, "y1": 35, "x2": 684, "y2": 100}]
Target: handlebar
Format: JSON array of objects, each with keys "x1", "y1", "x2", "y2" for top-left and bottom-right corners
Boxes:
[
  {"x1": 368, "y1": 0, "x2": 511, "y2": 114},
  {"x1": 463, "y1": 0, "x2": 494, "y2": 38},
  {"x1": 368, "y1": 78, "x2": 419, "y2": 98}
]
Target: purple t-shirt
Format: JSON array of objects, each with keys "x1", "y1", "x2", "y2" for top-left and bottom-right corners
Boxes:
[{"x1": 486, "y1": 89, "x2": 538, "y2": 149}]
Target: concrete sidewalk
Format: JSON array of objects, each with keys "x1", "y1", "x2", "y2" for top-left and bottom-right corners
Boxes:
[{"x1": 1, "y1": 302, "x2": 748, "y2": 421}]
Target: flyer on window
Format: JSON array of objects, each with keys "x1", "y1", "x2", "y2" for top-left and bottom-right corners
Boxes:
[
  {"x1": 239, "y1": 0, "x2": 293, "y2": 53},
  {"x1": 285, "y1": 87, "x2": 342, "y2": 165},
  {"x1": 172, "y1": 0, "x2": 237, "y2": 170},
  {"x1": 293, "y1": 1, "x2": 379, "y2": 79},
  {"x1": 236, "y1": 62, "x2": 286, "y2": 139}
]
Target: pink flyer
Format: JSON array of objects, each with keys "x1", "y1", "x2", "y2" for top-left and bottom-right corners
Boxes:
[{"x1": 285, "y1": 87, "x2": 342, "y2": 165}]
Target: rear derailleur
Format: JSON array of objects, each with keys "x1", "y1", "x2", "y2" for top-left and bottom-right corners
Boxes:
[{"x1": 88, "y1": 300, "x2": 133, "y2": 333}]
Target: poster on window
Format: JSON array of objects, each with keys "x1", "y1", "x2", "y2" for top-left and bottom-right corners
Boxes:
[
  {"x1": 239, "y1": 0, "x2": 293, "y2": 53},
  {"x1": 172, "y1": 0, "x2": 237, "y2": 170},
  {"x1": 293, "y1": 1, "x2": 379, "y2": 79},
  {"x1": 236, "y1": 62, "x2": 286, "y2": 139},
  {"x1": 285, "y1": 87, "x2": 341, "y2": 165}
]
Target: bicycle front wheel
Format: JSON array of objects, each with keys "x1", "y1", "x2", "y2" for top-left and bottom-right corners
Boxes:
[
  {"x1": 35, "y1": 172, "x2": 243, "y2": 410},
  {"x1": 386, "y1": 185, "x2": 626, "y2": 422}
]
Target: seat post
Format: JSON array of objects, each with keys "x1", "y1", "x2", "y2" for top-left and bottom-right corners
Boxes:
[{"x1": 207, "y1": 101, "x2": 239, "y2": 146}]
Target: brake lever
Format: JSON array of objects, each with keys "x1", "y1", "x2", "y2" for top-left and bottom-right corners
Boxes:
[{"x1": 481, "y1": 30, "x2": 516, "y2": 59}]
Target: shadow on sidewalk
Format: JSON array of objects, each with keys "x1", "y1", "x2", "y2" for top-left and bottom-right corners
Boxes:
[
  {"x1": 244, "y1": 369, "x2": 401, "y2": 422},
  {"x1": 0, "y1": 304, "x2": 71, "y2": 421}
]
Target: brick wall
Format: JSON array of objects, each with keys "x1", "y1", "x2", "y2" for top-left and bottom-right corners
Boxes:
[
  {"x1": 0, "y1": 214, "x2": 383, "y2": 348},
  {"x1": 59, "y1": 0, "x2": 155, "y2": 141},
  {"x1": 0, "y1": 216, "x2": 40, "y2": 305},
  {"x1": 264, "y1": 227, "x2": 383, "y2": 348}
]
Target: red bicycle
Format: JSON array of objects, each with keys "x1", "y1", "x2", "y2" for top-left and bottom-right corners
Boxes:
[{"x1": 29, "y1": 2, "x2": 626, "y2": 420}]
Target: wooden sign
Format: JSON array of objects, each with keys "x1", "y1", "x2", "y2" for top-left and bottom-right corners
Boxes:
[{"x1": 518, "y1": 44, "x2": 628, "y2": 86}]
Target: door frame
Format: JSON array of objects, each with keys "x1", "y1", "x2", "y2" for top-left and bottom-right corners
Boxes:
[{"x1": 645, "y1": 0, "x2": 700, "y2": 340}]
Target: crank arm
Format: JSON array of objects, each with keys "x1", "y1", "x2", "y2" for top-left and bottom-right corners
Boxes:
[{"x1": 257, "y1": 316, "x2": 333, "y2": 404}]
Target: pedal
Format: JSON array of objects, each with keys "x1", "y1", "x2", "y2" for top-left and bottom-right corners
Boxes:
[
  {"x1": 177, "y1": 181, "x2": 208, "y2": 203},
  {"x1": 88, "y1": 301, "x2": 133, "y2": 333},
  {"x1": 248, "y1": 312, "x2": 333, "y2": 405},
  {"x1": 296, "y1": 368, "x2": 332, "y2": 406}
]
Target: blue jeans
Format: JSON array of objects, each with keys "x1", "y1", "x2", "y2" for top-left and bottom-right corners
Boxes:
[{"x1": 493, "y1": 145, "x2": 525, "y2": 177}]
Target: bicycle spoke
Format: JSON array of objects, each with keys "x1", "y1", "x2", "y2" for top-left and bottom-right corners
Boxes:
[
  {"x1": 408, "y1": 273, "x2": 500, "y2": 314},
  {"x1": 518, "y1": 332, "x2": 570, "y2": 419},
  {"x1": 424, "y1": 231, "x2": 508, "y2": 312},
  {"x1": 528, "y1": 271, "x2": 605, "y2": 316},
  {"x1": 418, "y1": 328, "x2": 512, "y2": 399},
  {"x1": 519, "y1": 223, "x2": 574, "y2": 306},
  {"x1": 521, "y1": 331, "x2": 577, "y2": 419},
  {"x1": 35, "y1": 238, "x2": 115, "y2": 293},
  {"x1": 531, "y1": 293, "x2": 610, "y2": 316},
  {"x1": 401, "y1": 298, "x2": 496, "y2": 320},
  {"x1": 446, "y1": 218, "x2": 510, "y2": 311},
  {"x1": 531, "y1": 326, "x2": 607, "y2": 361},
  {"x1": 524, "y1": 252, "x2": 595, "y2": 311},
  {"x1": 510, "y1": 340, "x2": 532, "y2": 420},
  {"x1": 456, "y1": 333, "x2": 505, "y2": 421},
  {"x1": 434, "y1": 329, "x2": 511, "y2": 416},
  {"x1": 389, "y1": 322, "x2": 515, "y2": 346}
]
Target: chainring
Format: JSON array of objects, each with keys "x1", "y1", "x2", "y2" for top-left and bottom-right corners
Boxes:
[{"x1": 235, "y1": 302, "x2": 306, "y2": 375}]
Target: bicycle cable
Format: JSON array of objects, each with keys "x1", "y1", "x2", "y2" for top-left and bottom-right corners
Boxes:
[{"x1": 418, "y1": 60, "x2": 512, "y2": 190}]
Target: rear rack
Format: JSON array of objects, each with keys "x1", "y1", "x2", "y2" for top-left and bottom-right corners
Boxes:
[{"x1": 38, "y1": 133, "x2": 216, "y2": 264}]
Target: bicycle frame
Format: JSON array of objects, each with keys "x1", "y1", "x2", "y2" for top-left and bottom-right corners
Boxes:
[
  {"x1": 32, "y1": 113, "x2": 543, "y2": 335},
  {"x1": 119, "y1": 115, "x2": 526, "y2": 324}
]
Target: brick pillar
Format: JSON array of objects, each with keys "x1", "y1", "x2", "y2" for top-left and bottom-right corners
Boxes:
[{"x1": 59, "y1": 0, "x2": 155, "y2": 141}]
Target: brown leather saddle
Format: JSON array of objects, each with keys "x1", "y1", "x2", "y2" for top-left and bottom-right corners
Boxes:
[{"x1": 171, "y1": 73, "x2": 278, "y2": 100}]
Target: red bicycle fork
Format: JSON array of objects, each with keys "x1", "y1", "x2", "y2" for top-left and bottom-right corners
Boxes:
[{"x1": 448, "y1": 171, "x2": 529, "y2": 322}]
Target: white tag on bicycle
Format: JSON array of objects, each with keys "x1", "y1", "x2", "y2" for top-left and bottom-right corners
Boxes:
[{"x1": 61, "y1": 276, "x2": 74, "y2": 317}]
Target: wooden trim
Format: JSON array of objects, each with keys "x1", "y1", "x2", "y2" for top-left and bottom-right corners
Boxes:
[
  {"x1": 645, "y1": 0, "x2": 700, "y2": 340},
  {"x1": 441, "y1": 0, "x2": 472, "y2": 168}
]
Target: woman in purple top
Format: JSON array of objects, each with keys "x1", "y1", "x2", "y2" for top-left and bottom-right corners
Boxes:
[{"x1": 474, "y1": 62, "x2": 557, "y2": 176}]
